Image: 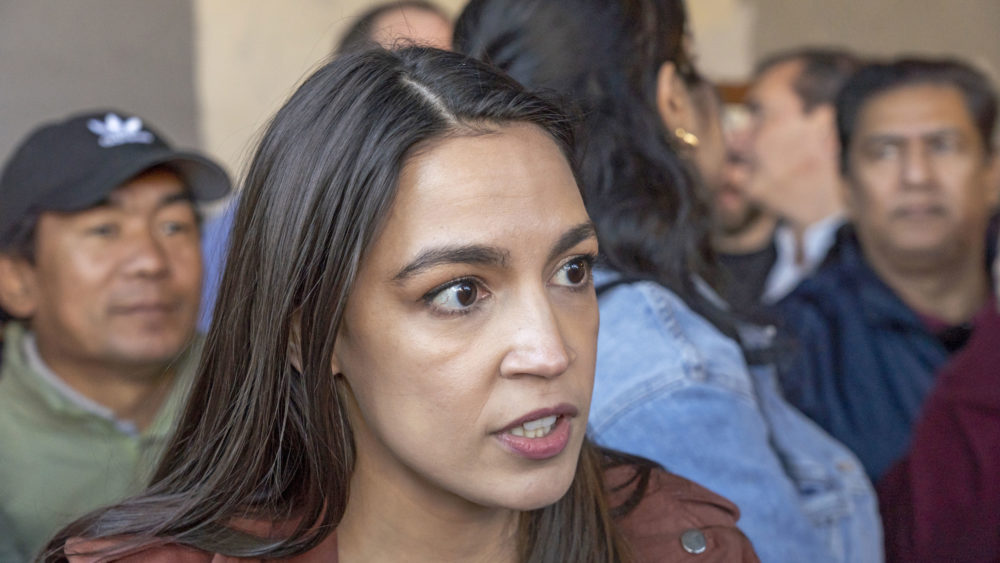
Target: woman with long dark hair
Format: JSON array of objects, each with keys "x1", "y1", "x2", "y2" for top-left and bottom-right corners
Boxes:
[
  {"x1": 455, "y1": 1, "x2": 882, "y2": 562},
  {"x1": 42, "y1": 48, "x2": 757, "y2": 562}
]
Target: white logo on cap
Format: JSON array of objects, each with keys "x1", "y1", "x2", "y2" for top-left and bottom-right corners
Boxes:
[{"x1": 87, "y1": 113, "x2": 155, "y2": 148}]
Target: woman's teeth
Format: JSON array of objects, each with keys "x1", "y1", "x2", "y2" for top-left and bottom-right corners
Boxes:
[{"x1": 508, "y1": 415, "x2": 559, "y2": 438}]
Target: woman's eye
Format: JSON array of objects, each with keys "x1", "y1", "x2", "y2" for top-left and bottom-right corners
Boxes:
[
  {"x1": 427, "y1": 279, "x2": 480, "y2": 313},
  {"x1": 552, "y1": 256, "x2": 594, "y2": 288}
]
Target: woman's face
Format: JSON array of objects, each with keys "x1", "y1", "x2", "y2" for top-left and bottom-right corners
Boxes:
[{"x1": 334, "y1": 123, "x2": 599, "y2": 515}]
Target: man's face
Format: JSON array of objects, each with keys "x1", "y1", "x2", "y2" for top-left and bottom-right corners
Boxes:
[
  {"x1": 846, "y1": 84, "x2": 999, "y2": 268},
  {"x1": 6, "y1": 168, "x2": 202, "y2": 373},
  {"x1": 712, "y1": 119, "x2": 766, "y2": 236},
  {"x1": 745, "y1": 59, "x2": 831, "y2": 218}
]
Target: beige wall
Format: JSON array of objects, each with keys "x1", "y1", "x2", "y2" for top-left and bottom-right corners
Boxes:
[
  {"x1": 689, "y1": 0, "x2": 756, "y2": 81},
  {"x1": 3, "y1": 1, "x2": 996, "y2": 181},
  {"x1": 0, "y1": 0, "x2": 198, "y2": 165},
  {"x1": 195, "y1": 0, "x2": 753, "y2": 178},
  {"x1": 193, "y1": 0, "x2": 466, "y2": 180},
  {"x1": 690, "y1": 0, "x2": 1000, "y2": 84},
  {"x1": 754, "y1": 0, "x2": 1000, "y2": 79}
]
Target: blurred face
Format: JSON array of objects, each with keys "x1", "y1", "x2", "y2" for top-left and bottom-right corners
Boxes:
[
  {"x1": 846, "y1": 84, "x2": 999, "y2": 268},
  {"x1": 745, "y1": 59, "x2": 830, "y2": 216},
  {"x1": 713, "y1": 114, "x2": 766, "y2": 235},
  {"x1": 12, "y1": 169, "x2": 202, "y2": 372},
  {"x1": 371, "y1": 6, "x2": 452, "y2": 50},
  {"x1": 334, "y1": 124, "x2": 598, "y2": 516},
  {"x1": 715, "y1": 144, "x2": 765, "y2": 236}
]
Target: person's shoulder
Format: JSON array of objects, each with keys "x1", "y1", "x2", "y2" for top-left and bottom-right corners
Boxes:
[
  {"x1": 596, "y1": 275, "x2": 743, "y2": 359},
  {"x1": 62, "y1": 521, "x2": 339, "y2": 562},
  {"x1": 0, "y1": 321, "x2": 27, "y2": 372},
  {"x1": 597, "y1": 276, "x2": 684, "y2": 326},
  {"x1": 782, "y1": 261, "x2": 858, "y2": 309},
  {"x1": 776, "y1": 260, "x2": 865, "y2": 335},
  {"x1": 64, "y1": 530, "x2": 338, "y2": 563},
  {"x1": 782, "y1": 228, "x2": 873, "y2": 311},
  {"x1": 604, "y1": 457, "x2": 759, "y2": 562},
  {"x1": 63, "y1": 538, "x2": 214, "y2": 563},
  {"x1": 933, "y1": 299, "x2": 1000, "y2": 402}
]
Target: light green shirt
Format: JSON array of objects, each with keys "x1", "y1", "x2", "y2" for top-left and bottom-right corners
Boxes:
[{"x1": 0, "y1": 322, "x2": 202, "y2": 560}]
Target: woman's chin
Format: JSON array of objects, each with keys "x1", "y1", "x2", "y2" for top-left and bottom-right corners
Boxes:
[{"x1": 487, "y1": 462, "x2": 580, "y2": 512}]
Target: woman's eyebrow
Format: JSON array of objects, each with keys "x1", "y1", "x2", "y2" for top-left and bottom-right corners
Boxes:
[
  {"x1": 392, "y1": 221, "x2": 596, "y2": 283},
  {"x1": 547, "y1": 222, "x2": 597, "y2": 264},
  {"x1": 393, "y1": 245, "x2": 510, "y2": 282}
]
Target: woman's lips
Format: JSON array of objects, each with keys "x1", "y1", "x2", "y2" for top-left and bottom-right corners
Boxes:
[
  {"x1": 494, "y1": 404, "x2": 577, "y2": 460},
  {"x1": 496, "y1": 415, "x2": 573, "y2": 460}
]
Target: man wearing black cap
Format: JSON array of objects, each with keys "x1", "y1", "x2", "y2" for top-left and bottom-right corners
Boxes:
[{"x1": 0, "y1": 110, "x2": 230, "y2": 558}]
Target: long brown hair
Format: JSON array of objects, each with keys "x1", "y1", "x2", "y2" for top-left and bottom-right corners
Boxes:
[{"x1": 42, "y1": 47, "x2": 638, "y2": 562}]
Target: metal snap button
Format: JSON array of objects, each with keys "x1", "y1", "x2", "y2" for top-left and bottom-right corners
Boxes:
[{"x1": 681, "y1": 528, "x2": 707, "y2": 554}]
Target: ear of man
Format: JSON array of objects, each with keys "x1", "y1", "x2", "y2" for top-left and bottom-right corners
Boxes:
[{"x1": 0, "y1": 255, "x2": 39, "y2": 319}]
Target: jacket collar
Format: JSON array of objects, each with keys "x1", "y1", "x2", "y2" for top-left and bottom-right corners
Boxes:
[
  {"x1": 826, "y1": 226, "x2": 929, "y2": 331},
  {"x1": 0, "y1": 321, "x2": 201, "y2": 440}
]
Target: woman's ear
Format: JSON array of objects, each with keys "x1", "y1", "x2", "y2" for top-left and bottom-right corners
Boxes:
[
  {"x1": 330, "y1": 349, "x2": 343, "y2": 377},
  {"x1": 655, "y1": 61, "x2": 694, "y2": 132},
  {"x1": 0, "y1": 255, "x2": 39, "y2": 319},
  {"x1": 330, "y1": 329, "x2": 344, "y2": 377}
]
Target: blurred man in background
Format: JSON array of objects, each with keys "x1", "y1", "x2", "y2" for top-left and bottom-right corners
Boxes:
[
  {"x1": 337, "y1": 0, "x2": 452, "y2": 53},
  {"x1": 712, "y1": 104, "x2": 779, "y2": 313},
  {"x1": 0, "y1": 110, "x2": 230, "y2": 557},
  {"x1": 744, "y1": 48, "x2": 862, "y2": 302},
  {"x1": 778, "y1": 58, "x2": 999, "y2": 482}
]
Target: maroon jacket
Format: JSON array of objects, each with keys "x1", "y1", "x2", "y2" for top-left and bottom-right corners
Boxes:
[
  {"x1": 66, "y1": 464, "x2": 758, "y2": 562},
  {"x1": 879, "y1": 297, "x2": 1000, "y2": 563}
]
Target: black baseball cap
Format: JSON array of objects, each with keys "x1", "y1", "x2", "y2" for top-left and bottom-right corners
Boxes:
[{"x1": 0, "y1": 109, "x2": 231, "y2": 241}]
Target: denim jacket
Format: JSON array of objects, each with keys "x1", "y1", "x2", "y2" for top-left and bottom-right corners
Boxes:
[{"x1": 589, "y1": 270, "x2": 883, "y2": 563}]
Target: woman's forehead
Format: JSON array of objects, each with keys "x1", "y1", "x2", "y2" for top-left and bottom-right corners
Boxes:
[
  {"x1": 395, "y1": 124, "x2": 579, "y2": 214},
  {"x1": 367, "y1": 124, "x2": 588, "y2": 266}
]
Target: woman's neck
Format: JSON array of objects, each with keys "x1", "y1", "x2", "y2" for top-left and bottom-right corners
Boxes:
[{"x1": 336, "y1": 455, "x2": 520, "y2": 562}]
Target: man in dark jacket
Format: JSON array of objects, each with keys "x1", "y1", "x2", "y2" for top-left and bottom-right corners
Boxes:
[{"x1": 777, "y1": 57, "x2": 1000, "y2": 482}]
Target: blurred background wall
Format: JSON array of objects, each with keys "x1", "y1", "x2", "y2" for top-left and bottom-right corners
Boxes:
[
  {"x1": 1, "y1": 0, "x2": 997, "y2": 185},
  {"x1": 0, "y1": 1, "x2": 199, "y2": 162}
]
